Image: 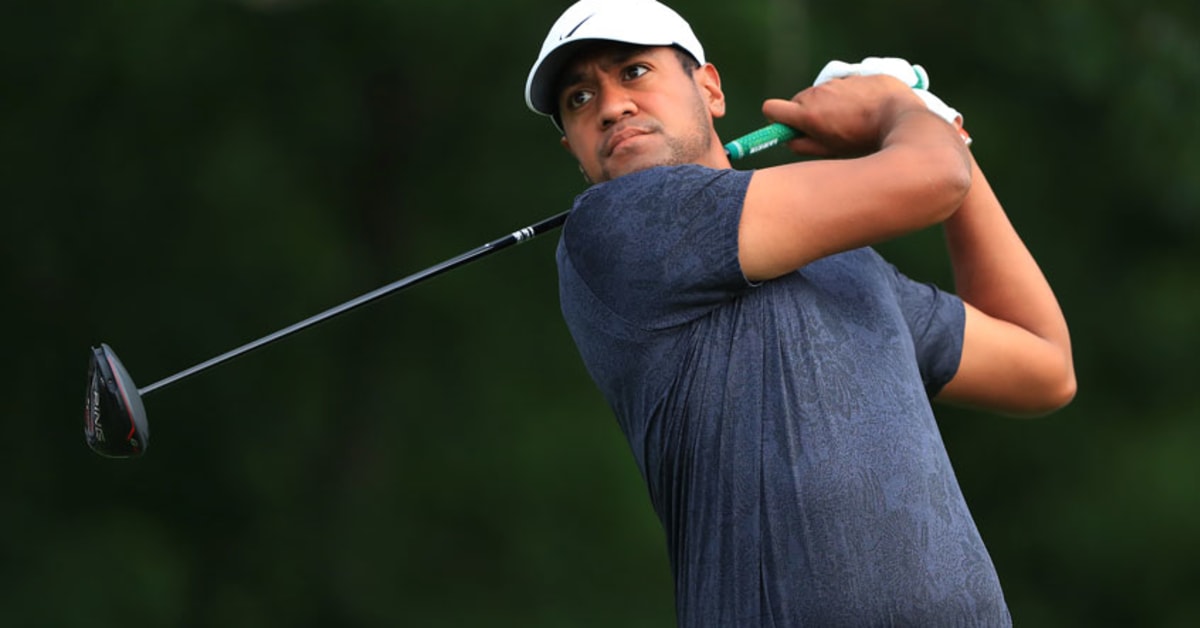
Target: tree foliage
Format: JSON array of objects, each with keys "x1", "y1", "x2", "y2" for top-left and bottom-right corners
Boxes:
[{"x1": 3, "y1": 0, "x2": 1197, "y2": 625}]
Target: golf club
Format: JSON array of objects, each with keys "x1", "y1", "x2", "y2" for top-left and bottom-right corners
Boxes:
[{"x1": 83, "y1": 123, "x2": 797, "y2": 458}]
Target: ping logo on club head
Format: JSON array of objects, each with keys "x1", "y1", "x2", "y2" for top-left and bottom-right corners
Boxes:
[{"x1": 84, "y1": 369, "x2": 104, "y2": 442}]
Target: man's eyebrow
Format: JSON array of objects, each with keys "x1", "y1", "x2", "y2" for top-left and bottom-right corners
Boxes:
[
  {"x1": 559, "y1": 46, "x2": 654, "y2": 90},
  {"x1": 559, "y1": 69, "x2": 586, "y2": 91},
  {"x1": 607, "y1": 46, "x2": 651, "y2": 66}
]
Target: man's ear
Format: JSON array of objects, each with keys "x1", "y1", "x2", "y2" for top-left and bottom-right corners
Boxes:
[{"x1": 697, "y1": 63, "x2": 726, "y2": 118}]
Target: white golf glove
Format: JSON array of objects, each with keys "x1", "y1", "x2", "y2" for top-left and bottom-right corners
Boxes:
[
  {"x1": 813, "y1": 56, "x2": 971, "y2": 145},
  {"x1": 814, "y1": 57, "x2": 929, "y2": 89}
]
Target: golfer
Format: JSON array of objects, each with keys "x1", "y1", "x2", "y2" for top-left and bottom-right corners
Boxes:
[{"x1": 526, "y1": 0, "x2": 1075, "y2": 624}]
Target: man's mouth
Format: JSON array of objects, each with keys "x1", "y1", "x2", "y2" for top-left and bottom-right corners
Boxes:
[{"x1": 604, "y1": 126, "x2": 653, "y2": 157}]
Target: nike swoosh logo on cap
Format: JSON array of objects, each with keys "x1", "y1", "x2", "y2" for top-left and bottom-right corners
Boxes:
[{"x1": 561, "y1": 13, "x2": 595, "y2": 40}]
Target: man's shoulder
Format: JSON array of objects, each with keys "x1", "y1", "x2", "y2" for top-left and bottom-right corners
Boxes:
[
  {"x1": 567, "y1": 166, "x2": 752, "y2": 241},
  {"x1": 577, "y1": 165, "x2": 750, "y2": 206}
]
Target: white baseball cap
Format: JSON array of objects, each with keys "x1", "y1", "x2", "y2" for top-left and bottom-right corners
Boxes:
[{"x1": 524, "y1": 0, "x2": 706, "y2": 120}]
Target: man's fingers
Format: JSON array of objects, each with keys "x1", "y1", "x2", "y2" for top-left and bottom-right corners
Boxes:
[
  {"x1": 785, "y1": 136, "x2": 833, "y2": 157},
  {"x1": 759, "y1": 101, "x2": 830, "y2": 155},
  {"x1": 761, "y1": 97, "x2": 814, "y2": 137},
  {"x1": 761, "y1": 98, "x2": 825, "y2": 154},
  {"x1": 762, "y1": 97, "x2": 799, "y2": 123}
]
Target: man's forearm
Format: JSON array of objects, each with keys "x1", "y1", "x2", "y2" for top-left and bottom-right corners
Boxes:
[{"x1": 944, "y1": 153, "x2": 1073, "y2": 363}]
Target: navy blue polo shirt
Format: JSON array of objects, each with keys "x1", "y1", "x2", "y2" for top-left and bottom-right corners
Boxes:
[{"x1": 556, "y1": 165, "x2": 1009, "y2": 626}]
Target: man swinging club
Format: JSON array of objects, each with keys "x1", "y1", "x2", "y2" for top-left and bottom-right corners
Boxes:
[{"x1": 525, "y1": 0, "x2": 1075, "y2": 624}]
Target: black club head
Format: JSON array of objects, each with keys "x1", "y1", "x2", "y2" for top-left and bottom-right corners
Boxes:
[{"x1": 84, "y1": 344, "x2": 149, "y2": 458}]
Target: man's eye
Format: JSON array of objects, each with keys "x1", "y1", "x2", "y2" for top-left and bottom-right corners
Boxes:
[
  {"x1": 567, "y1": 89, "x2": 594, "y2": 109},
  {"x1": 623, "y1": 64, "x2": 649, "y2": 80}
]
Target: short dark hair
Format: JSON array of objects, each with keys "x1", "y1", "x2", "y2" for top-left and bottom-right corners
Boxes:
[{"x1": 672, "y1": 45, "x2": 701, "y2": 73}]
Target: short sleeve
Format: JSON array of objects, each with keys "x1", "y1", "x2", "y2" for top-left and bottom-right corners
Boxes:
[
  {"x1": 562, "y1": 165, "x2": 755, "y2": 329},
  {"x1": 887, "y1": 265, "x2": 966, "y2": 397}
]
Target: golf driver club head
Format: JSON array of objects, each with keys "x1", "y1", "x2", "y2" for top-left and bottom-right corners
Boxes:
[{"x1": 85, "y1": 343, "x2": 149, "y2": 458}]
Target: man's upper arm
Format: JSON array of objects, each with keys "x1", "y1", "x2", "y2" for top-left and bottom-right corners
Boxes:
[
  {"x1": 936, "y1": 302, "x2": 1077, "y2": 416},
  {"x1": 738, "y1": 143, "x2": 967, "y2": 282}
]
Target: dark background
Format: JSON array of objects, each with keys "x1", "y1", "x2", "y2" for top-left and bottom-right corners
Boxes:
[{"x1": 4, "y1": 0, "x2": 1197, "y2": 625}]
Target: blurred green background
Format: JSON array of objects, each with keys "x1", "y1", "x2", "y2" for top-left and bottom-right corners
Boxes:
[{"x1": 4, "y1": 0, "x2": 1198, "y2": 625}]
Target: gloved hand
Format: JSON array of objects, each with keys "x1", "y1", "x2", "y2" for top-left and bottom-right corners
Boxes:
[
  {"x1": 814, "y1": 57, "x2": 929, "y2": 90},
  {"x1": 812, "y1": 57, "x2": 971, "y2": 145}
]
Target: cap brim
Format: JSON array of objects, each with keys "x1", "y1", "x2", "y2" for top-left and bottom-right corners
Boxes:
[{"x1": 526, "y1": 39, "x2": 595, "y2": 117}]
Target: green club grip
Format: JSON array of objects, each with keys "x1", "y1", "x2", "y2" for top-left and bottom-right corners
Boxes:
[{"x1": 724, "y1": 123, "x2": 798, "y2": 160}]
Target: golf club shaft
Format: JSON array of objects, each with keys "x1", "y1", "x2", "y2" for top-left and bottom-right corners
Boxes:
[
  {"x1": 138, "y1": 211, "x2": 569, "y2": 395},
  {"x1": 136, "y1": 123, "x2": 793, "y2": 396}
]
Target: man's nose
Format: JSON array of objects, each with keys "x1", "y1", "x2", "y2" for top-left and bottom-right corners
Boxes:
[{"x1": 596, "y1": 84, "x2": 637, "y2": 128}]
